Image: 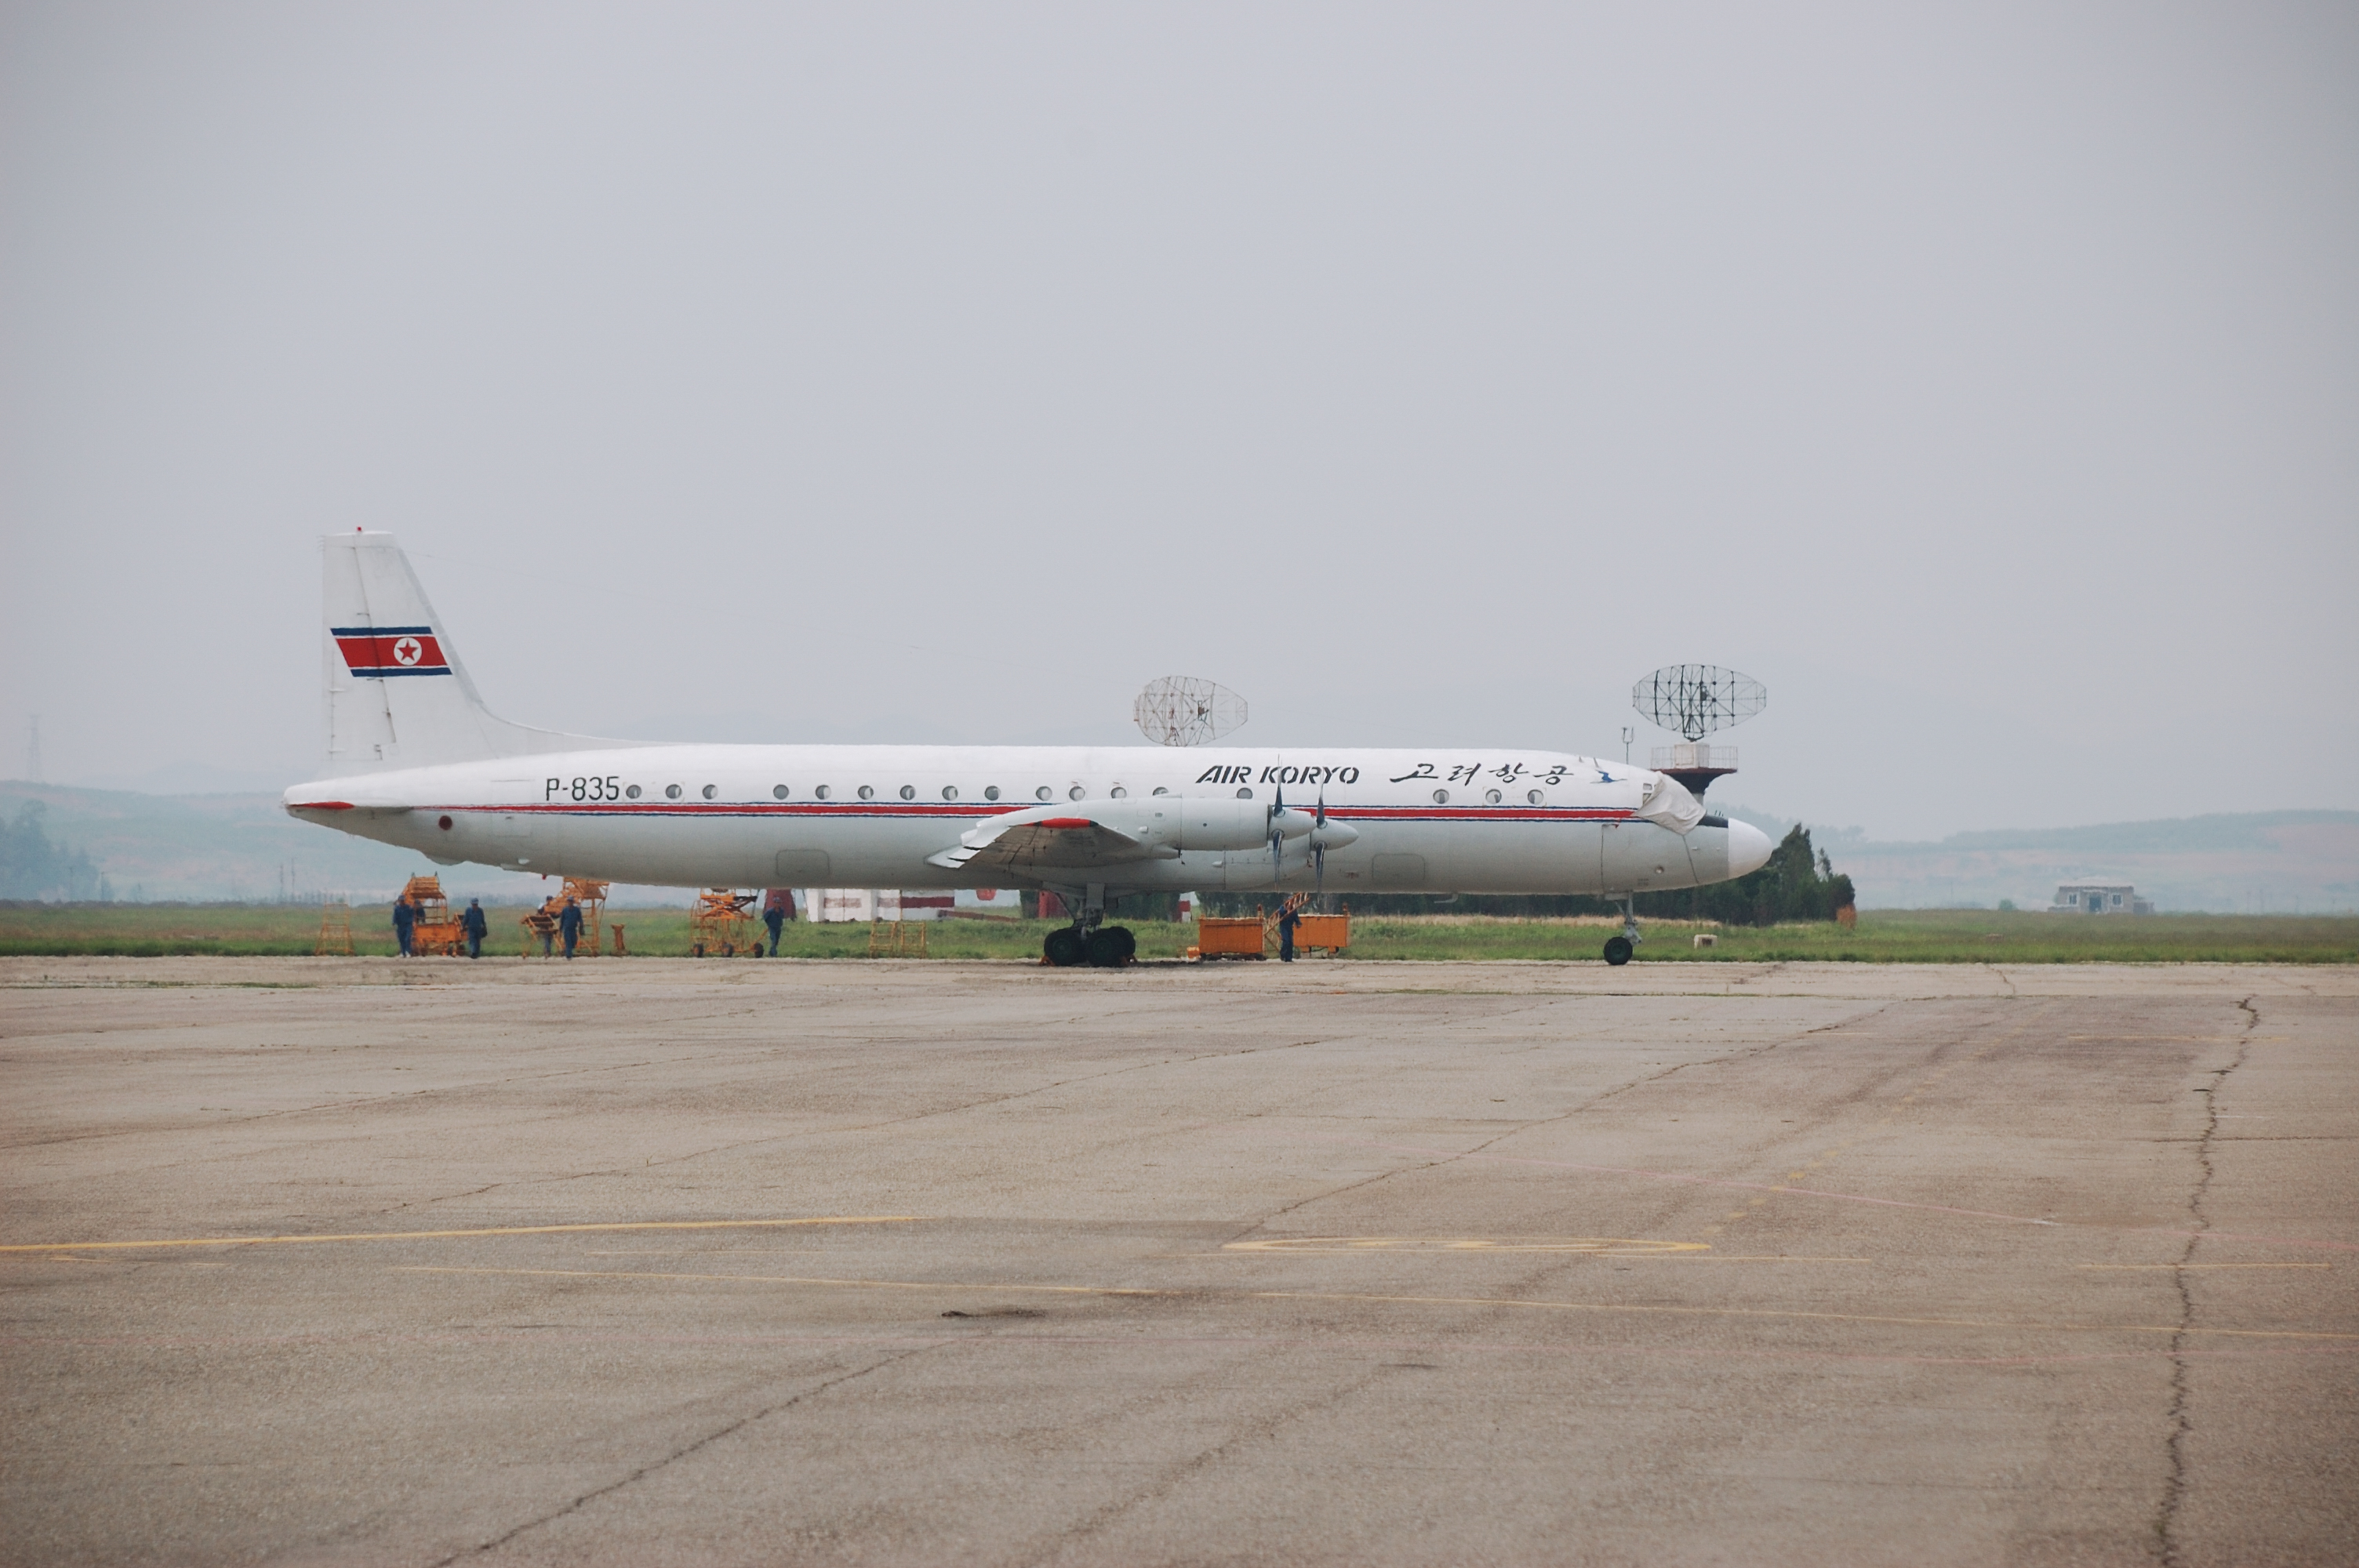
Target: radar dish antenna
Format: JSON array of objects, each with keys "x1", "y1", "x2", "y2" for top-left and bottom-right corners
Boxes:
[
  {"x1": 1135, "y1": 676, "x2": 1247, "y2": 747},
  {"x1": 1630, "y1": 665, "x2": 1765, "y2": 798},
  {"x1": 1632, "y1": 664, "x2": 1766, "y2": 741}
]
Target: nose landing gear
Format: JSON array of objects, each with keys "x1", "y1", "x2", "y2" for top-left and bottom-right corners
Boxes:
[{"x1": 1603, "y1": 896, "x2": 1641, "y2": 967}]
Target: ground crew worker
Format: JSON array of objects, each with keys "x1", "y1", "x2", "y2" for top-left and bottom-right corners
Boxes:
[
  {"x1": 762, "y1": 888, "x2": 793, "y2": 956},
  {"x1": 1278, "y1": 903, "x2": 1301, "y2": 963},
  {"x1": 391, "y1": 896, "x2": 415, "y2": 958},
  {"x1": 462, "y1": 898, "x2": 488, "y2": 960},
  {"x1": 558, "y1": 896, "x2": 583, "y2": 960}
]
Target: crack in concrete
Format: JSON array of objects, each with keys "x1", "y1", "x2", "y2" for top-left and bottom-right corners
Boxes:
[
  {"x1": 1038, "y1": 1363, "x2": 1387, "y2": 1561},
  {"x1": 1222, "y1": 1001, "x2": 1885, "y2": 1248},
  {"x1": 431, "y1": 1345, "x2": 935, "y2": 1565},
  {"x1": 2154, "y1": 993, "x2": 2259, "y2": 1566}
]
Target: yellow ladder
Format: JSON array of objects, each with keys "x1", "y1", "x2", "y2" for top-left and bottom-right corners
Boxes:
[{"x1": 315, "y1": 901, "x2": 353, "y2": 956}]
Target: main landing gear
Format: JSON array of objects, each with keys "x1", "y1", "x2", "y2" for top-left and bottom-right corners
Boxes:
[
  {"x1": 1603, "y1": 895, "x2": 1641, "y2": 967},
  {"x1": 1041, "y1": 884, "x2": 1136, "y2": 967},
  {"x1": 1044, "y1": 924, "x2": 1136, "y2": 967}
]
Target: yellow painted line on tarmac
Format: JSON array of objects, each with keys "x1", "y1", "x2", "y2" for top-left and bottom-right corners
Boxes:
[
  {"x1": 0, "y1": 1218, "x2": 921, "y2": 1254},
  {"x1": 2077, "y1": 1263, "x2": 2331, "y2": 1271},
  {"x1": 405, "y1": 1265, "x2": 1162, "y2": 1298},
  {"x1": 1223, "y1": 1236, "x2": 1708, "y2": 1255},
  {"x1": 394, "y1": 1265, "x2": 2359, "y2": 1342}
]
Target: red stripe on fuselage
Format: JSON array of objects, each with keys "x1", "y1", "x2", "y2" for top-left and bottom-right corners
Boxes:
[{"x1": 402, "y1": 802, "x2": 1639, "y2": 822}]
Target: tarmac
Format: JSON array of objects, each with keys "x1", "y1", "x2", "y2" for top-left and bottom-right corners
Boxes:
[{"x1": 3, "y1": 956, "x2": 2354, "y2": 1566}]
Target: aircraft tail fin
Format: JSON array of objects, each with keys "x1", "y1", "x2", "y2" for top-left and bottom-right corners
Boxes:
[{"x1": 323, "y1": 531, "x2": 615, "y2": 769}]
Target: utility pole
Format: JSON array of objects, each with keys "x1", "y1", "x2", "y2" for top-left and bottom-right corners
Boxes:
[{"x1": 1620, "y1": 726, "x2": 1634, "y2": 764}]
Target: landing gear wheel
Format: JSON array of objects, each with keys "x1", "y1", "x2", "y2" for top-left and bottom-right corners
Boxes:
[
  {"x1": 1086, "y1": 926, "x2": 1135, "y2": 967},
  {"x1": 1602, "y1": 935, "x2": 1634, "y2": 967},
  {"x1": 1043, "y1": 927, "x2": 1086, "y2": 967}
]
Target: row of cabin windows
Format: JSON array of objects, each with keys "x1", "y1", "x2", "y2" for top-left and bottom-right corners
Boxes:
[
  {"x1": 606, "y1": 782, "x2": 1557, "y2": 808},
  {"x1": 618, "y1": 783, "x2": 1209, "y2": 803},
  {"x1": 1438, "y1": 789, "x2": 1551, "y2": 805}
]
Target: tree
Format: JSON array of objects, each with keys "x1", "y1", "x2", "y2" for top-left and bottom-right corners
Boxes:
[
  {"x1": 1638, "y1": 824, "x2": 1855, "y2": 927},
  {"x1": 0, "y1": 801, "x2": 106, "y2": 900}
]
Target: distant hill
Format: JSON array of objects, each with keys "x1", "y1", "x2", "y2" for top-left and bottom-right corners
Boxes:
[
  {"x1": 5, "y1": 779, "x2": 2354, "y2": 913},
  {"x1": 0, "y1": 782, "x2": 533, "y2": 904},
  {"x1": 1718, "y1": 805, "x2": 2359, "y2": 913}
]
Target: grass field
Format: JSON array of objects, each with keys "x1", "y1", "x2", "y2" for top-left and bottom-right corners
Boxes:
[{"x1": 2, "y1": 902, "x2": 2354, "y2": 964}]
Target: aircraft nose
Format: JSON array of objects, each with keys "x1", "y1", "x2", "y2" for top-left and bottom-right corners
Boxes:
[{"x1": 1726, "y1": 818, "x2": 1773, "y2": 879}]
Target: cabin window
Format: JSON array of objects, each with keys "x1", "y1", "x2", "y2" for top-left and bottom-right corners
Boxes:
[
  {"x1": 772, "y1": 785, "x2": 789, "y2": 800},
  {"x1": 1035, "y1": 786, "x2": 1052, "y2": 800},
  {"x1": 984, "y1": 786, "x2": 1001, "y2": 800},
  {"x1": 1433, "y1": 789, "x2": 1450, "y2": 804},
  {"x1": 626, "y1": 785, "x2": 642, "y2": 800},
  {"x1": 899, "y1": 785, "x2": 916, "y2": 800},
  {"x1": 702, "y1": 784, "x2": 718, "y2": 800},
  {"x1": 665, "y1": 784, "x2": 682, "y2": 800},
  {"x1": 1485, "y1": 789, "x2": 1503, "y2": 804},
  {"x1": 1236, "y1": 786, "x2": 1253, "y2": 800},
  {"x1": 1526, "y1": 789, "x2": 1543, "y2": 804},
  {"x1": 814, "y1": 785, "x2": 831, "y2": 800},
  {"x1": 942, "y1": 786, "x2": 958, "y2": 801},
  {"x1": 858, "y1": 785, "x2": 875, "y2": 800},
  {"x1": 1152, "y1": 786, "x2": 1169, "y2": 796},
  {"x1": 1110, "y1": 786, "x2": 1128, "y2": 798},
  {"x1": 1068, "y1": 785, "x2": 1085, "y2": 800}
]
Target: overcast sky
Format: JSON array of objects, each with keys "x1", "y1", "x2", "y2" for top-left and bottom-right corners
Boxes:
[{"x1": 4, "y1": 2, "x2": 2354, "y2": 840}]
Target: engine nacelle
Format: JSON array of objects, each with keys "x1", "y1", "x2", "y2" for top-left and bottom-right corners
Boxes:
[
  {"x1": 1165, "y1": 796, "x2": 1280, "y2": 852},
  {"x1": 1078, "y1": 795, "x2": 1303, "y2": 852},
  {"x1": 1000, "y1": 795, "x2": 1354, "y2": 857}
]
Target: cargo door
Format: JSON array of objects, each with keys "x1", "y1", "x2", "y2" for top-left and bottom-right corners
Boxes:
[{"x1": 1601, "y1": 821, "x2": 1677, "y2": 894}]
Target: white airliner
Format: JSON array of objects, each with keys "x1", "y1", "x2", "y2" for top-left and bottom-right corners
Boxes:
[{"x1": 286, "y1": 532, "x2": 1772, "y2": 965}]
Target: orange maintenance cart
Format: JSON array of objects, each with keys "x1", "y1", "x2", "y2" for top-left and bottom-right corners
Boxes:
[
  {"x1": 401, "y1": 875, "x2": 464, "y2": 956},
  {"x1": 1289, "y1": 912, "x2": 1350, "y2": 956},
  {"x1": 1193, "y1": 916, "x2": 1267, "y2": 960},
  {"x1": 689, "y1": 889, "x2": 758, "y2": 956}
]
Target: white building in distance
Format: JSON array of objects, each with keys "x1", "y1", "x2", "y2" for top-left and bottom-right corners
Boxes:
[{"x1": 2049, "y1": 882, "x2": 2154, "y2": 915}]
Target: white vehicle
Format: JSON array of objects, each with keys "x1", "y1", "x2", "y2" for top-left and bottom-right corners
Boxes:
[{"x1": 287, "y1": 532, "x2": 1773, "y2": 965}]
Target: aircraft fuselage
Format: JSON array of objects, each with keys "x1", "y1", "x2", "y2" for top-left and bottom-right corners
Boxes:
[{"x1": 285, "y1": 742, "x2": 1762, "y2": 898}]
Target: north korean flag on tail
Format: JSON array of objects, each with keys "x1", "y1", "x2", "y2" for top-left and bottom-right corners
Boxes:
[{"x1": 333, "y1": 626, "x2": 453, "y2": 677}]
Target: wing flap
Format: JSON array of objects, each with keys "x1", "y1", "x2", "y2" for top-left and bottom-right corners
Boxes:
[{"x1": 927, "y1": 806, "x2": 1177, "y2": 873}]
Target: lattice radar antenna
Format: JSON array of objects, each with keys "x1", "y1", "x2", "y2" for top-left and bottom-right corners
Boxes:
[
  {"x1": 1632, "y1": 665, "x2": 1767, "y2": 742},
  {"x1": 1135, "y1": 676, "x2": 1248, "y2": 747}
]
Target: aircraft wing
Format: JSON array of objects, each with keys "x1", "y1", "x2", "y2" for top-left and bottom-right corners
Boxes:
[{"x1": 928, "y1": 805, "x2": 1179, "y2": 875}]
